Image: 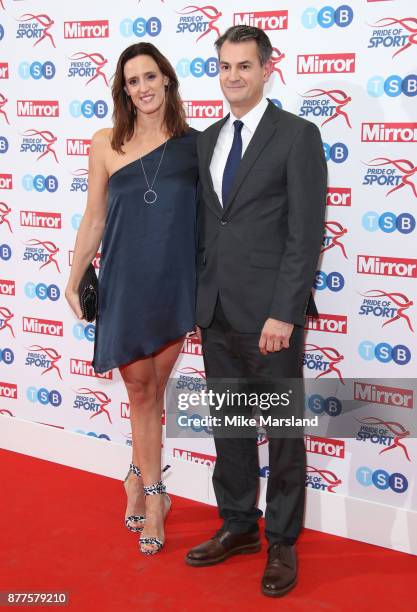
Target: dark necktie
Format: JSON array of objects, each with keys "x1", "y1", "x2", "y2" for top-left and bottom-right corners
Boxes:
[{"x1": 222, "y1": 119, "x2": 244, "y2": 208}]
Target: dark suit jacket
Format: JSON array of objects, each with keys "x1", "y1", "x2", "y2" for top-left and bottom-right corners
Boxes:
[{"x1": 196, "y1": 100, "x2": 327, "y2": 331}]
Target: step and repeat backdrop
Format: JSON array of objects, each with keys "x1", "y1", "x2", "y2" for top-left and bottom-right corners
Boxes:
[{"x1": 1, "y1": 0, "x2": 416, "y2": 547}]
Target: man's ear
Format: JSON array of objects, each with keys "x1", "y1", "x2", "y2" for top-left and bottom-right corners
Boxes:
[{"x1": 263, "y1": 59, "x2": 273, "y2": 82}]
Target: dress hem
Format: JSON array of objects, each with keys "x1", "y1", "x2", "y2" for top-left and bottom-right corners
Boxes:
[{"x1": 91, "y1": 325, "x2": 195, "y2": 374}]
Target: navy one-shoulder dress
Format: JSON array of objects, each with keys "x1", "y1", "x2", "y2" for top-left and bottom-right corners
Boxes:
[{"x1": 91, "y1": 129, "x2": 198, "y2": 373}]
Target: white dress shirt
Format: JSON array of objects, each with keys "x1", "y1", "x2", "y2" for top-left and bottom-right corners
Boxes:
[{"x1": 209, "y1": 97, "x2": 269, "y2": 207}]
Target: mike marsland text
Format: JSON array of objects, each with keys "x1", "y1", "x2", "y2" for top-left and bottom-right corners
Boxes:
[{"x1": 176, "y1": 414, "x2": 319, "y2": 428}]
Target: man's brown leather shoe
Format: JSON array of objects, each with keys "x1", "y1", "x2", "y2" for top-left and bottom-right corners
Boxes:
[
  {"x1": 261, "y1": 543, "x2": 297, "y2": 597},
  {"x1": 186, "y1": 529, "x2": 261, "y2": 567}
]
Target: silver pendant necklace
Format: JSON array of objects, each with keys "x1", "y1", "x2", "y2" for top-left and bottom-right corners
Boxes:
[{"x1": 139, "y1": 140, "x2": 168, "y2": 204}]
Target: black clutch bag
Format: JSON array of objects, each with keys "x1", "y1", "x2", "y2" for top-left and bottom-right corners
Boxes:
[{"x1": 78, "y1": 263, "x2": 98, "y2": 322}]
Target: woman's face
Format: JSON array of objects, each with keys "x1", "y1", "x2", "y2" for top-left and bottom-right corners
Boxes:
[{"x1": 123, "y1": 54, "x2": 169, "y2": 117}]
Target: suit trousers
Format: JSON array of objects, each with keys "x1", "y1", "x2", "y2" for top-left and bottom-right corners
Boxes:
[{"x1": 201, "y1": 297, "x2": 306, "y2": 545}]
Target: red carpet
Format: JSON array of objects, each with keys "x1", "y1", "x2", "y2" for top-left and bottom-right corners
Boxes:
[{"x1": 1, "y1": 448, "x2": 416, "y2": 612}]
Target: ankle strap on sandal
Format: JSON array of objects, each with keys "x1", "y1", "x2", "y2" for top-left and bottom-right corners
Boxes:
[
  {"x1": 130, "y1": 462, "x2": 141, "y2": 477},
  {"x1": 143, "y1": 480, "x2": 166, "y2": 496}
]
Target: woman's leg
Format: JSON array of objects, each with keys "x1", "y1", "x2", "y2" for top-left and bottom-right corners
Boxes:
[{"x1": 120, "y1": 337, "x2": 184, "y2": 552}]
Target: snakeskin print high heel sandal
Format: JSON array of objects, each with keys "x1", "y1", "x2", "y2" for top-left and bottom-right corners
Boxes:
[
  {"x1": 123, "y1": 462, "x2": 146, "y2": 533},
  {"x1": 139, "y1": 479, "x2": 171, "y2": 555}
]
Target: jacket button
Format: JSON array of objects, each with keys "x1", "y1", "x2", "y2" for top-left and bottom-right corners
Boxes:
[{"x1": 220, "y1": 218, "x2": 228, "y2": 225}]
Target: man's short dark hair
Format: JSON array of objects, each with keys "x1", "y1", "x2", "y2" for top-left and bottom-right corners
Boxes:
[{"x1": 214, "y1": 26, "x2": 273, "y2": 66}]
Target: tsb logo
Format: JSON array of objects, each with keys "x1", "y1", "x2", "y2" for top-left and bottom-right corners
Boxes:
[
  {"x1": 306, "y1": 394, "x2": 342, "y2": 416},
  {"x1": 362, "y1": 211, "x2": 415, "y2": 234},
  {"x1": 314, "y1": 271, "x2": 345, "y2": 292},
  {"x1": 0, "y1": 347, "x2": 14, "y2": 364},
  {"x1": 120, "y1": 17, "x2": 162, "y2": 37},
  {"x1": 0, "y1": 244, "x2": 12, "y2": 260},
  {"x1": 22, "y1": 174, "x2": 58, "y2": 192},
  {"x1": 69, "y1": 100, "x2": 108, "y2": 119},
  {"x1": 24, "y1": 282, "x2": 60, "y2": 301},
  {"x1": 18, "y1": 61, "x2": 55, "y2": 80},
  {"x1": 176, "y1": 57, "x2": 219, "y2": 78},
  {"x1": 367, "y1": 74, "x2": 417, "y2": 97},
  {"x1": 323, "y1": 142, "x2": 349, "y2": 163},
  {"x1": 356, "y1": 467, "x2": 408, "y2": 493},
  {"x1": 73, "y1": 322, "x2": 95, "y2": 342},
  {"x1": 0, "y1": 136, "x2": 8, "y2": 153},
  {"x1": 358, "y1": 341, "x2": 411, "y2": 365},
  {"x1": 26, "y1": 386, "x2": 62, "y2": 407},
  {"x1": 302, "y1": 5, "x2": 354, "y2": 28}
]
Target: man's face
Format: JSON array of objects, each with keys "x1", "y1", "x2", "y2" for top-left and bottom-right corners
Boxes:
[{"x1": 218, "y1": 40, "x2": 271, "y2": 111}]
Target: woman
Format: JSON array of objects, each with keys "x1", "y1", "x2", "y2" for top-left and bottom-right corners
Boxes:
[{"x1": 65, "y1": 43, "x2": 198, "y2": 555}]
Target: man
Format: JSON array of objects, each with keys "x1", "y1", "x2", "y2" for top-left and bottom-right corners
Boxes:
[{"x1": 186, "y1": 26, "x2": 327, "y2": 597}]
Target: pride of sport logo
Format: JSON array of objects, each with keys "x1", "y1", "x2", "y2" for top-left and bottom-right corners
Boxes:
[
  {"x1": 306, "y1": 466, "x2": 342, "y2": 492},
  {"x1": 20, "y1": 129, "x2": 58, "y2": 162},
  {"x1": 23, "y1": 239, "x2": 60, "y2": 272},
  {"x1": 175, "y1": 366, "x2": 206, "y2": 392},
  {"x1": 176, "y1": 5, "x2": 222, "y2": 41},
  {"x1": 358, "y1": 289, "x2": 414, "y2": 331},
  {"x1": 356, "y1": 416, "x2": 411, "y2": 461},
  {"x1": 233, "y1": 10, "x2": 288, "y2": 30},
  {"x1": 16, "y1": 13, "x2": 56, "y2": 48},
  {"x1": 73, "y1": 388, "x2": 113, "y2": 423},
  {"x1": 17, "y1": 100, "x2": 59, "y2": 118},
  {"x1": 298, "y1": 89, "x2": 351, "y2": 128},
  {"x1": 70, "y1": 168, "x2": 88, "y2": 193},
  {"x1": 367, "y1": 17, "x2": 417, "y2": 58},
  {"x1": 321, "y1": 221, "x2": 348, "y2": 259},
  {"x1": 362, "y1": 157, "x2": 417, "y2": 198},
  {"x1": 356, "y1": 255, "x2": 417, "y2": 278},
  {"x1": 25, "y1": 345, "x2": 62, "y2": 379},
  {"x1": 0, "y1": 93, "x2": 9, "y2": 124},
  {"x1": 361, "y1": 123, "x2": 417, "y2": 143},
  {"x1": 0, "y1": 306, "x2": 15, "y2": 338},
  {"x1": 64, "y1": 20, "x2": 109, "y2": 39},
  {"x1": 0, "y1": 202, "x2": 12, "y2": 232},
  {"x1": 67, "y1": 53, "x2": 109, "y2": 87},
  {"x1": 297, "y1": 53, "x2": 355, "y2": 74},
  {"x1": 303, "y1": 344, "x2": 345, "y2": 384}
]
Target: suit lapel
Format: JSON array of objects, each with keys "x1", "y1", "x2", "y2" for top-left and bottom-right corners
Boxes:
[
  {"x1": 202, "y1": 115, "x2": 229, "y2": 216},
  {"x1": 224, "y1": 101, "x2": 280, "y2": 212}
]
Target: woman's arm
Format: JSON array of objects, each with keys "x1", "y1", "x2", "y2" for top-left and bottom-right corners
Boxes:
[{"x1": 65, "y1": 128, "x2": 111, "y2": 318}]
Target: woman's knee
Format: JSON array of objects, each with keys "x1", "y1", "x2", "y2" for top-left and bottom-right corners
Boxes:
[{"x1": 124, "y1": 377, "x2": 157, "y2": 406}]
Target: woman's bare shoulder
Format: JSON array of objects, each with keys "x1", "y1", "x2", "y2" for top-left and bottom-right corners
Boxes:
[{"x1": 91, "y1": 127, "x2": 113, "y2": 147}]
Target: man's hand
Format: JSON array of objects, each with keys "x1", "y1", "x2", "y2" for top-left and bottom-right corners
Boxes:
[{"x1": 259, "y1": 318, "x2": 294, "y2": 355}]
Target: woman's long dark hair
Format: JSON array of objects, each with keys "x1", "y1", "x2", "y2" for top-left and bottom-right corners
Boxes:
[{"x1": 111, "y1": 43, "x2": 189, "y2": 153}]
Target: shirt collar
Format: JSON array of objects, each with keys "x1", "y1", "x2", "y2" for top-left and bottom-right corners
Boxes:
[{"x1": 228, "y1": 97, "x2": 269, "y2": 133}]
